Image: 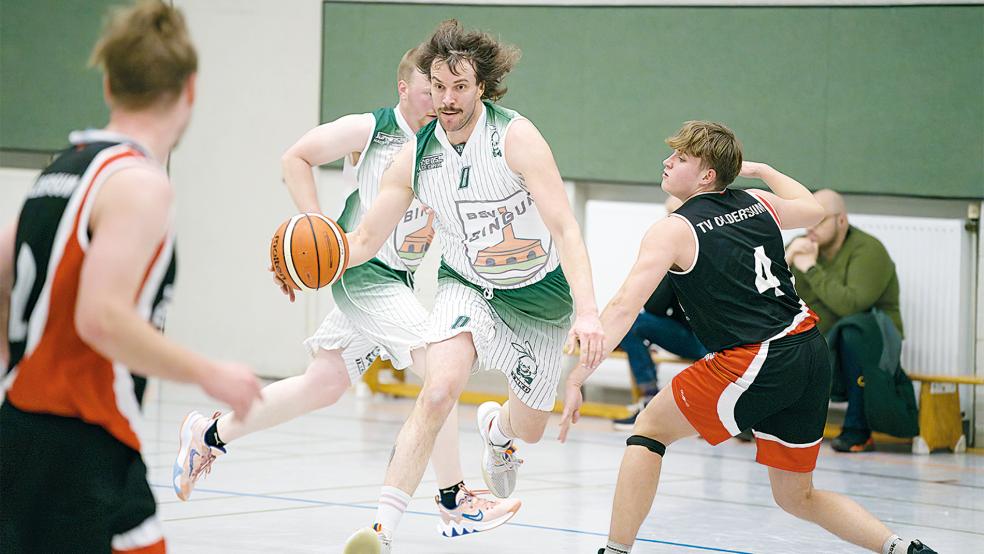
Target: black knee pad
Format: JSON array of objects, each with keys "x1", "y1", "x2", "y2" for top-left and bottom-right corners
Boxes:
[{"x1": 627, "y1": 434, "x2": 666, "y2": 456}]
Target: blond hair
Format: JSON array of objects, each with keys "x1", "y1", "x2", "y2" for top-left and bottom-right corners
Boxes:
[
  {"x1": 397, "y1": 46, "x2": 421, "y2": 84},
  {"x1": 416, "y1": 19, "x2": 521, "y2": 101},
  {"x1": 89, "y1": 0, "x2": 197, "y2": 109},
  {"x1": 666, "y1": 121, "x2": 743, "y2": 189}
]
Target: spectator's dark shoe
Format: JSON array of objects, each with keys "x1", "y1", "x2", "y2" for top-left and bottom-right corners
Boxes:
[
  {"x1": 831, "y1": 430, "x2": 874, "y2": 452},
  {"x1": 612, "y1": 410, "x2": 639, "y2": 431},
  {"x1": 907, "y1": 540, "x2": 936, "y2": 553},
  {"x1": 734, "y1": 429, "x2": 754, "y2": 442}
]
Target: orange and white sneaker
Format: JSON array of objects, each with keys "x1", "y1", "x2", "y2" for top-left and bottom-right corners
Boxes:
[
  {"x1": 343, "y1": 524, "x2": 391, "y2": 554},
  {"x1": 436, "y1": 487, "x2": 521, "y2": 538},
  {"x1": 172, "y1": 410, "x2": 224, "y2": 501}
]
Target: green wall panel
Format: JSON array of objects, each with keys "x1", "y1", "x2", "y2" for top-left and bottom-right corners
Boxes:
[
  {"x1": 1, "y1": 0, "x2": 116, "y2": 152},
  {"x1": 321, "y1": 3, "x2": 983, "y2": 199}
]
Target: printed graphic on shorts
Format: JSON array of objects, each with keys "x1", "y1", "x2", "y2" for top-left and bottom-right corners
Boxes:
[
  {"x1": 355, "y1": 345, "x2": 382, "y2": 375},
  {"x1": 394, "y1": 200, "x2": 435, "y2": 271},
  {"x1": 456, "y1": 191, "x2": 552, "y2": 287},
  {"x1": 510, "y1": 341, "x2": 538, "y2": 394}
]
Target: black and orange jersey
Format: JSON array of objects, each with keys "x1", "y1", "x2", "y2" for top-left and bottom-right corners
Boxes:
[
  {"x1": 5, "y1": 129, "x2": 176, "y2": 451},
  {"x1": 667, "y1": 188, "x2": 816, "y2": 352}
]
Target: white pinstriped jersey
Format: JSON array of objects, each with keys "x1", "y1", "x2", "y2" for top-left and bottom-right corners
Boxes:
[
  {"x1": 337, "y1": 106, "x2": 434, "y2": 273},
  {"x1": 412, "y1": 101, "x2": 560, "y2": 290}
]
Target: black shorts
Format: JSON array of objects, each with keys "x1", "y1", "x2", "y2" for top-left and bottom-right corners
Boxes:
[
  {"x1": 671, "y1": 326, "x2": 832, "y2": 472},
  {"x1": 0, "y1": 401, "x2": 165, "y2": 553}
]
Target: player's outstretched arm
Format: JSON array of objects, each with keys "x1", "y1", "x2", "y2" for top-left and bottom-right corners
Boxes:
[
  {"x1": 76, "y1": 167, "x2": 262, "y2": 417},
  {"x1": 559, "y1": 217, "x2": 687, "y2": 442},
  {"x1": 0, "y1": 219, "x2": 15, "y2": 368},
  {"x1": 505, "y1": 119, "x2": 605, "y2": 370},
  {"x1": 741, "y1": 161, "x2": 824, "y2": 229},
  {"x1": 281, "y1": 113, "x2": 376, "y2": 213},
  {"x1": 346, "y1": 141, "x2": 416, "y2": 267}
]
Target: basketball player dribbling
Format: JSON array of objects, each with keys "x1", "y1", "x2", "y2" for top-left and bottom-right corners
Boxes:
[
  {"x1": 171, "y1": 47, "x2": 520, "y2": 538},
  {"x1": 0, "y1": 2, "x2": 262, "y2": 552},
  {"x1": 339, "y1": 20, "x2": 606, "y2": 553}
]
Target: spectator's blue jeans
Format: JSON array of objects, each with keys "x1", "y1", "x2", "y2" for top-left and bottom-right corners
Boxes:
[
  {"x1": 618, "y1": 313, "x2": 708, "y2": 394},
  {"x1": 837, "y1": 327, "x2": 870, "y2": 434}
]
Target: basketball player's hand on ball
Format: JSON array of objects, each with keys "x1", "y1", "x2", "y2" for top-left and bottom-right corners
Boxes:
[
  {"x1": 566, "y1": 312, "x2": 605, "y2": 370},
  {"x1": 269, "y1": 264, "x2": 295, "y2": 303},
  {"x1": 202, "y1": 361, "x2": 263, "y2": 420},
  {"x1": 558, "y1": 375, "x2": 584, "y2": 443}
]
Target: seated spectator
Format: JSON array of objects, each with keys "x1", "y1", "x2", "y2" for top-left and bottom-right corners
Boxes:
[
  {"x1": 786, "y1": 189, "x2": 904, "y2": 452},
  {"x1": 612, "y1": 198, "x2": 708, "y2": 430}
]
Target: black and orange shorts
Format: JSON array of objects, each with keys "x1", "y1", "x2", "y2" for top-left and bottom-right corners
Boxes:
[{"x1": 671, "y1": 326, "x2": 832, "y2": 472}]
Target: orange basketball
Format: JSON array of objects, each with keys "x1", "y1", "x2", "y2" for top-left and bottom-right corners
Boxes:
[{"x1": 270, "y1": 213, "x2": 349, "y2": 291}]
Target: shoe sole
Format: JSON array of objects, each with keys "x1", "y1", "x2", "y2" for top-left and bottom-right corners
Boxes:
[
  {"x1": 437, "y1": 500, "x2": 522, "y2": 537},
  {"x1": 612, "y1": 421, "x2": 635, "y2": 431},
  {"x1": 343, "y1": 528, "x2": 382, "y2": 554},
  {"x1": 172, "y1": 412, "x2": 198, "y2": 501}
]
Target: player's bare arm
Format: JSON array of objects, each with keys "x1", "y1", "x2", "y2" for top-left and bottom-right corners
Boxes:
[
  {"x1": 0, "y1": 219, "x2": 15, "y2": 368},
  {"x1": 505, "y1": 118, "x2": 605, "y2": 370},
  {"x1": 281, "y1": 113, "x2": 376, "y2": 213},
  {"x1": 345, "y1": 140, "x2": 416, "y2": 267},
  {"x1": 76, "y1": 166, "x2": 261, "y2": 416},
  {"x1": 272, "y1": 113, "x2": 376, "y2": 301},
  {"x1": 741, "y1": 161, "x2": 824, "y2": 229},
  {"x1": 559, "y1": 216, "x2": 690, "y2": 442}
]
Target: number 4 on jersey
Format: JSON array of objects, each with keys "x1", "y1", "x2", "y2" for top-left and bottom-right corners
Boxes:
[{"x1": 753, "y1": 245, "x2": 784, "y2": 297}]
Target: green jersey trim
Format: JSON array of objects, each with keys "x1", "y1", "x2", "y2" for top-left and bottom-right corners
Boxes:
[
  {"x1": 413, "y1": 118, "x2": 440, "y2": 195},
  {"x1": 332, "y1": 257, "x2": 412, "y2": 305},
  {"x1": 336, "y1": 188, "x2": 361, "y2": 232},
  {"x1": 438, "y1": 260, "x2": 572, "y2": 329}
]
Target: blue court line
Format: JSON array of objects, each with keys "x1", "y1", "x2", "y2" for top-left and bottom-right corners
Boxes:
[{"x1": 152, "y1": 484, "x2": 752, "y2": 553}]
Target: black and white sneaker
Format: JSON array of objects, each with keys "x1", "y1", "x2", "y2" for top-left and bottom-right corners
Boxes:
[{"x1": 907, "y1": 540, "x2": 937, "y2": 554}]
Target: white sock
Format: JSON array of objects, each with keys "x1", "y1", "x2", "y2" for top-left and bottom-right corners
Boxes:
[
  {"x1": 374, "y1": 486, "x2": 411, "y2": 535},
  {"x1": 488, "y1": 411, "x2": 513, "y2": 447},
  {"x1": 605, "y1": 539, "x2": 632, "y2": 554},
  {"x1": 882, "y1": 534, "x2": 903, "y2": 554}
]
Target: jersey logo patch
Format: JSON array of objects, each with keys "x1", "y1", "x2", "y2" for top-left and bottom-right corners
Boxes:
[
  {"x1": 510, "y1": 341, "x2": 538, "y2": 393},
  {"x1": 451, "y1": 315, "x2": 471, "y2": 330},
  {"x1": 394, "y1": 203, "x2": 435, "y2": 271},
  {"x1": 419, "y1": 154, "x2": 443, "y2": 171},
  {"x1": 458, "y1": 166, "x2": 471, "y2": 189},
  {"x1": 489, "y1": 126, "x2": 502, "y2": 158},
  {"x1": 455, "y1": 191, "x2": 553, "y2": 287},
  {"x1": 372, "y1": 132, "x2": 405, "y2": 147}
]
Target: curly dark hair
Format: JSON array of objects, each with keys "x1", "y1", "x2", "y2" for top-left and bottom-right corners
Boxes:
[{"x1": 416, "y1": 19, "x2": 521, "y2": 101}]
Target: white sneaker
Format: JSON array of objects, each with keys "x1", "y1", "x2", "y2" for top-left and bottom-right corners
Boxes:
[
  {"x1": 477, "y1": 402, "x2": 523, "y2": 498},
  {"x1": 343, "y1": 525, "x2": 391, "y2": 554},
  {"x1": 436, "y1": 486, "x2": 521, "y2": 537}
]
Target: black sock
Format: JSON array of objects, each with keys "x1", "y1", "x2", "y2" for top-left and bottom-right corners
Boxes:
[
  {"x1": 438, "y1": 481, "x2": 464, "y2": 510},
  {"x1": 204, "y1": 420, "x2": 226, "y2": 449}
]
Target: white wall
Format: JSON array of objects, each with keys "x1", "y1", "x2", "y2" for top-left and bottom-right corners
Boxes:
[
  {"x1": 0, "y1": 169, "x2": 37, "y2": 225},
  {"x1": 166, "y1": 0, "x2": 324, "y2": 377}
]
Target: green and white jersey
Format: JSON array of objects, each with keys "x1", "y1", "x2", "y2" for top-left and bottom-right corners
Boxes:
[
  {"x1": 413, "y1": 101, "x2": 560, "y2": 290},
  {"x1": 336, "y1": 106, "x2": 435, "y2": 273}
]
